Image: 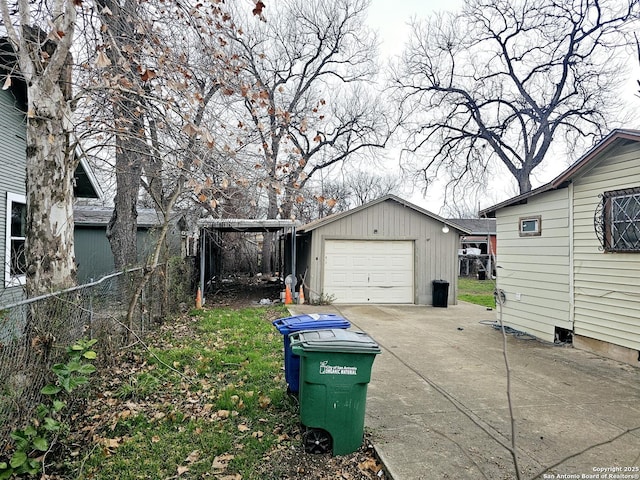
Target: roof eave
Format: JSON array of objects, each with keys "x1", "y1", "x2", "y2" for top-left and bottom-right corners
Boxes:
[{"x1": 480, "y1": 129, "x2": 640, "y2": 217}]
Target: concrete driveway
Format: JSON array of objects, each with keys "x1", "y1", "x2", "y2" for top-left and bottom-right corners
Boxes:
[{"x1": 289, "y1": 302, "x2": 640, "y2": 480}]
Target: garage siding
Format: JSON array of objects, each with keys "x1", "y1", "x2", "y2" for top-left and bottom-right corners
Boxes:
[{"x1": 303, "y1": 197, "x2": 460, "y2": 305}]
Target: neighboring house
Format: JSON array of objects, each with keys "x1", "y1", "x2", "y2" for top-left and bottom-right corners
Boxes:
[
  {"x1": 73, "y1": 206, "x2": 166, "y2": 283},
  {"x1": 296, "y1": 194, "x2": 470, "y2": 305},
  {"x1": 449, "y1": 218, "x2": 497, "y2": 278},
  {"x1": 480, "y1": 129, "x2": 640, "y2": 364},
  {"x1": 0, "y1": 71, "x2": 28, "y2": 304},
  {"x1": 0, "y1": 63, "x2": 132, "y2": 298}
]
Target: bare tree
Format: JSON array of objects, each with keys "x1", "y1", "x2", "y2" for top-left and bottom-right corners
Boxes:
[
  {"x1": 74, "y1": 0, "x2": 246, "y2": 328},
  {"x1": 93, "y1": 0, "x2": 149, "y2": 270},
  {"x1": 293, "y1": 177, "x2": 352, "y2": 223},
  {"x1": 0, "y1": 0, "x2": 77, "y2": 296},
  {"x1": 79, "y1": 3, "x2": 245, "y2": 222},
  {"x1": 227, "y1": 0, "x2": 392, "y2": 273},
  {"x1": 394, "y1": 0, "x2": 640, "y2": 196},
  {"x1": 345, "y1": 170, "x2": 404, "y2": 206}
]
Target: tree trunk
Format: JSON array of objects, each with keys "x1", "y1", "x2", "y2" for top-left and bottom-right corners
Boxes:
[
  {"x1": 516, "y1": 169, "x2": 532, "y2": 194},
  {"x1": 106, "y1": 129, "x2": 143, "y2": 270},
  {"x1": 100, "y1": 0, "x2": 146, "y2": 271},
  {"x1": 24, "y1": 77, "x2": 77, "y2": 296}
]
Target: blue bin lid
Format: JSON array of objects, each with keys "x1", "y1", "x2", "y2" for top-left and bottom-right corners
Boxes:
[
  {"x1": 289, "y1": 328, "x2": 381, "y2": 354},
  {"x1": 273, "y1": 313, "x2": 350, "y2": 335}
]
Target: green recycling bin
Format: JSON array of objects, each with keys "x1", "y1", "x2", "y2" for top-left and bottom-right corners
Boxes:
[{"x1": 290, "y1": 328, "x2": 381, "y2": 456}]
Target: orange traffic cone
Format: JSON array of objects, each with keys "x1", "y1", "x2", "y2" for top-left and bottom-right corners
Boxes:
[
  {"x1": 284, "y1": 285, "x2": 293, "y2": 305},
  {"x1": 298, "y1": 285, "x2": 305, "y2": 305},
  {"x1": 195, "y1": 288, "x2": 202, "y2": 309}
]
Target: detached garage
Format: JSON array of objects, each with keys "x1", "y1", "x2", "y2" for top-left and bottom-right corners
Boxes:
[{"x1": 296, "y1": 195, "x2": 469, "y2": 305}]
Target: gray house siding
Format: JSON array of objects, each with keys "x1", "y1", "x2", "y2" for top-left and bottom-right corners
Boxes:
[
  {"x1": 0, "y1": 88, "x2": 27, "y2": 304},
  {"x1": 301, "y1": 196, "x2": 461, "y2": 305},
  {"x1": 74, "y1": 226, "x2": 159, "y2": 284},
  {"x1": 571, "y1": 141, "x2": 640, "y2": 351},
  {"x1": 494, "y1": 188, "x2": 571, "y2": 342}
]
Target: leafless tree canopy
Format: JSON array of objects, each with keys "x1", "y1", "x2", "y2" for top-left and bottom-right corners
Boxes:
[
  {"x1": 224, "y1": 0, "x2": 392, "y2": 272},
  {"x1": 293, "y1": 169, "x2": 405, "y2": 223},
  {"x1": 226, "y1": 0, "x2": 392, "y2": 217},
  {"x1": 394, "y1": 0, "x2": 640, "y2": 196}
]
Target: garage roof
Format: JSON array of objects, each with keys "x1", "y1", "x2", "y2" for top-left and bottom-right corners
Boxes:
[
  {"x1": 74, "y1": 205, "x2": 163, "y2": 227},
  {"x1": 298, "y1": 194, "x2": 471, "y2": 234}
]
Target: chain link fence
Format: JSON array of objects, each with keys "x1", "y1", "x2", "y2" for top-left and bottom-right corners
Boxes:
[{"x1": 0, "y1": 259, "x2": 194, "y2": 450}]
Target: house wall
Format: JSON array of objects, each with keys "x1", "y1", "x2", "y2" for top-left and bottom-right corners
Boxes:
[
  {"x1": 74, "y1": 227, "x2": 157, "y2": 284},
  {"x1": 571, "y1": 142, "x2": 640, "y2": 352},
  {"x1": 306, "y1": 199, "x2": 459, "y2": 305},
  {"x1": 495, "y1": 188, "x2": 571, "y2": 342},
  {"x1": 0, "y1": 88, "x2": 27, "y2": 305}
]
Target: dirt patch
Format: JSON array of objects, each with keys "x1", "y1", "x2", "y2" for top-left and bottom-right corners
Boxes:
[{"x1": 205, "y1": 275, "x2": 285, "y2": 309}]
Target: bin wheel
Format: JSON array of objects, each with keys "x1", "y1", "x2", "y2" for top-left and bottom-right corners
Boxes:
[{"x1": 303, "y1": 428, "x2": 332, "y2": 454}]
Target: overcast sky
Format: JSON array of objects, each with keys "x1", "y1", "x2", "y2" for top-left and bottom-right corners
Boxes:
[
  {"x1": 366, "y1": 0, "x2": 478, "y2": 214},
  {"x1": 367, "y1": 0, "x2": 462, "y2": 59},
  {"x1": 363, "y1": 0, "x2": 640, "y2": 215}
]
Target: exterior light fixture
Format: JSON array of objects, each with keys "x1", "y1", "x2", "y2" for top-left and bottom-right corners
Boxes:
[{"x1": 442, "y1": 224, "x2": 449, "y2": 234}]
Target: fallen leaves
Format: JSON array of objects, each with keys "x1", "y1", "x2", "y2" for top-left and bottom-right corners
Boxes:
[
  {"x1": 258, "y1": 395, "x2": 271, "y2": 409},
  {"x1": 359, "y1": 457, "x2": 384, "y2": 475},
  {"x1": 212, "y1": 453, "x2": 235, "y2": 473},
  {"x1": 185, "y1": 450, "x2": 200, "y2": 463},
  {"x1": 63, "y1": 309, "x2": 384, "y2": 480},
  {"x1": 176, "y1": 465, "x2": 189, "y2": 475}
]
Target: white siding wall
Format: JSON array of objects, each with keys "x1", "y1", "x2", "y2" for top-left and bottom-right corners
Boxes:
[
  {"x1": 306, "y1": 199, "x2": 460, "y2": 305},
  {"x1": 572, "y1": 142, "x2": 640, "y2": 350},
  {"x1": 495, "y1": 189, "x2": 571, "y2": 342}
]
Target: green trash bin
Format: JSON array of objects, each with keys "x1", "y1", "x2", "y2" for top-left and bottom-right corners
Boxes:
[{"x1": 290, "y1": 328, "x2": 381, "y2": 456}]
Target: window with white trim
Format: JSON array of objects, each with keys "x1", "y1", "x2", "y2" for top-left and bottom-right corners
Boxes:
[
  {"x1": 518, "y1": 215, "x2": 541, "y2": 237},
  {"x1": 5, "y1": 193, "x2": 26, "y2": 286}
]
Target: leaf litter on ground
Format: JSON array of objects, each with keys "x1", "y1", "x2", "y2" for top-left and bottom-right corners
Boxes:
[{"x1": 55, "y1": 305, "x2": 385, "y2": 479}]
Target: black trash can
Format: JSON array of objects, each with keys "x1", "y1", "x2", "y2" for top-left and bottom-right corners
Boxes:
[{"x1": 432, "y1": 280, "x2": 449, "y2": 308}]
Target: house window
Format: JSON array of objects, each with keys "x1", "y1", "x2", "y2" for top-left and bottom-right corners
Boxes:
[
  {"x1": 5, "y1": 193, "x2": 26, "y2": 286},
  {"x1": 518, "y1": 215, "x2": 541, "y2": 237},
  {"x1": 600, "y1": 187, "x2": 640, "y2": 252}
]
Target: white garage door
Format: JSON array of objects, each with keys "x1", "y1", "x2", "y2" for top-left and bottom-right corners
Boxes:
[{"x1": 323, "y1": 240, "x2": 414, "y2": 304}]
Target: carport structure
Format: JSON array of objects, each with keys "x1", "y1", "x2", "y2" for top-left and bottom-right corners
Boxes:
[{"x1": 197, "y1": 219, "x2": 298, "y2": 305}]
